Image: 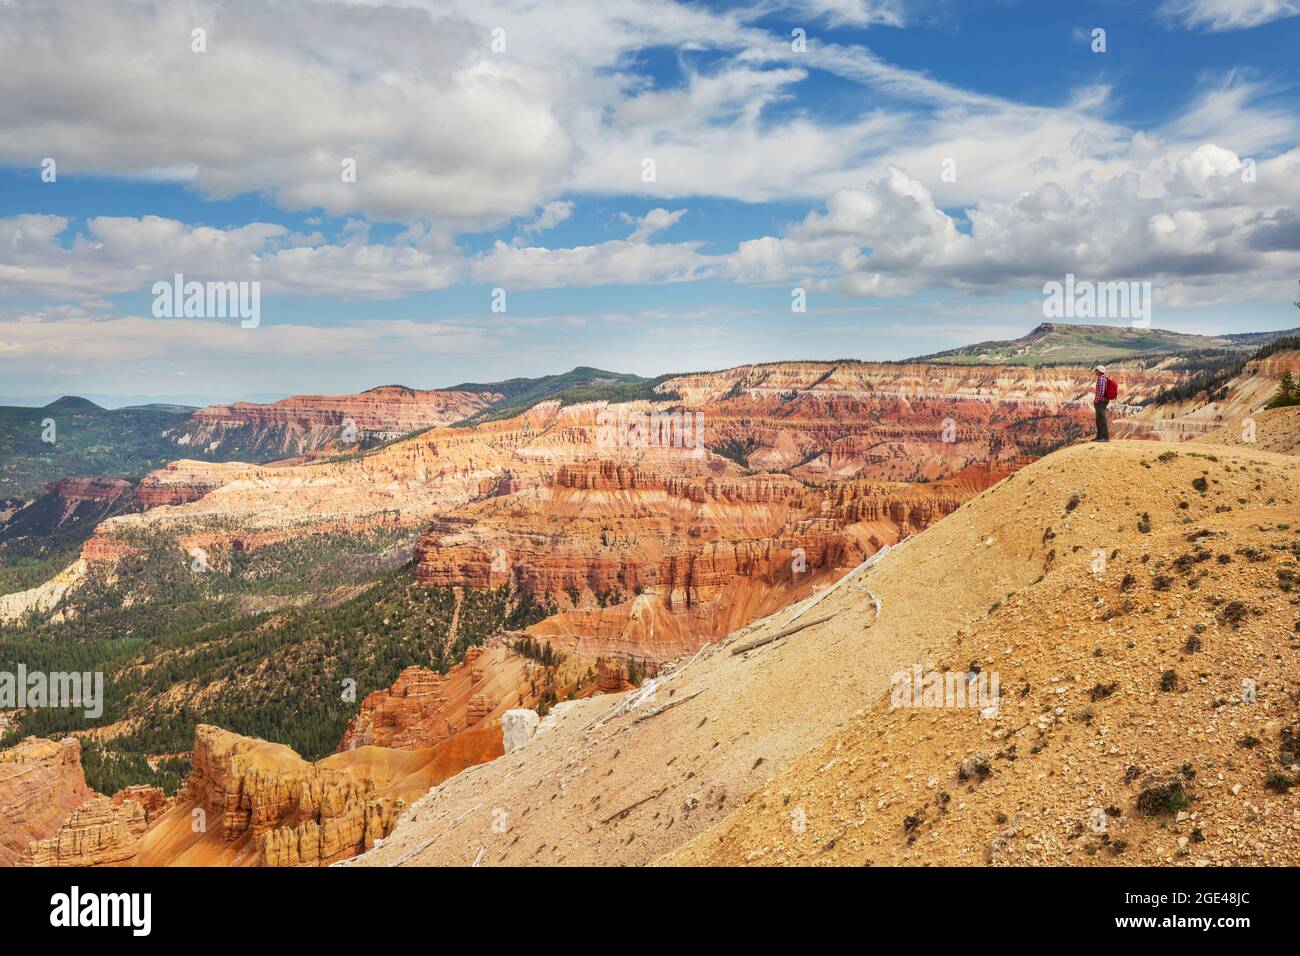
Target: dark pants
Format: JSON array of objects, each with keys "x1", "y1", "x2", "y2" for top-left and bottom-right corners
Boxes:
[{"x1": 1094, "y1": 400, "x2": 1109, "y2": 441}]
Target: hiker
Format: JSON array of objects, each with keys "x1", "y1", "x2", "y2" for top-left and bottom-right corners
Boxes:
[{"x1": 1092, "y1": 364, "x2": 1117, "y2": 441}]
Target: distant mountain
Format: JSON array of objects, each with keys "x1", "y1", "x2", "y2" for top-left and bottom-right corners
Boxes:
[
  {"x1": 447, "y1": 366, "x2": 669, "y2": 423},
  {"x1": 911, "y1": 322, "x2": 1300, "y2": 366},
  {"x1": 42, "y1": 396, "x2": 104, "y2": 413},
  {"x1": 0, "y1": 401, "x2": 201, "y2": 500},
  {"x1": 0, "y1": 394, "x2": 284, "y2": 410}
]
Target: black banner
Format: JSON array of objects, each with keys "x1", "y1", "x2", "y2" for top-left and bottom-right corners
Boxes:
[{"x1": 0, "y1": 865, "x2": 1276, "y2": 943}]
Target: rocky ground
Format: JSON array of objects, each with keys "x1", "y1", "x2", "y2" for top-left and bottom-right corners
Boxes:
[
  {"x1": 1201, "y1": 405, "x2": 1300, "y2": 455},
  {"x1": 666, "y1": 440, "x2": 1300, "y2": 865}
]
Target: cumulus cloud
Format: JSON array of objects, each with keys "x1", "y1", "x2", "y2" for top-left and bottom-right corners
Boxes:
[
  {"x1": 0, "y1": 0, "x2": 1296, "y2": 316},
  {"x1": 4, "y1": 137, "x2": 1298, "y2": 307},
  {"x1": 0, "y1": 0, "x2": 571, "y2": 224},
  {"x1": 0, "y1": 0, "x2": 1165, "y2": 221},
  {"x1": 724, "y1": 143, "x2": 1300, "y2": 304}
]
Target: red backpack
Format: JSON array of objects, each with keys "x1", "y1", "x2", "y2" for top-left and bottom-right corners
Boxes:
[{"x1": 1104, "y1": 377, "x2": 1118, "y2": 401}]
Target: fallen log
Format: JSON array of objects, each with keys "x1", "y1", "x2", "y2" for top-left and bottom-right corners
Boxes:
[
  {"x1": 730, "y1": 612, "x2": 836, "y2": 655},
  {"x1": 601, "y1": 786, "x2": 669, "y2": 824},
  {"x1": 630, "y1": 689, "x2": 704, "y2": 724}
]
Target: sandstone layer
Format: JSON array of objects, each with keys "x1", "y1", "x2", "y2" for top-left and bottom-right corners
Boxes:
[
  {"x1": 22, "y1": 794, "x2": 148, "y2": 866},
  {"x1": 162, "y1": 384, "x2": 502, "y2": 458},
  {"x1": 128, "y1": 723, "x2": 503, "y2": 866},
  {"x1": 0, "y1": 736, "x2": 90, "y2": 865}
]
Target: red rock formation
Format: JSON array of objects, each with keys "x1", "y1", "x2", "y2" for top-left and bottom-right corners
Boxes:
[
  {"x1": 127, "y1": 723, "x2": 506, "y2": 866},
  {"x1": 22, "y1": 794, "x2": 148, "y2": 866},
  {"x1": 0, "y1": 477, "x2": 134, "y2": 544},
  {"x1": 596, "y1": 657, "x2": 632, "y2": 693},
  {"x1": 412, "y1": 459, "x2": 1013, "y2": 661},
  {"x1": 0, "y1": 737, "x2": 90, "y2": 865},
  {"x1": 163, "y1": 385, "x2": 502, "y2": 459},
  {"x1": 338, "y1": 645, "x2": 542, "y2": 753},
  {"x1": 58, "y1": 359, "x2": 1195, "y2": 762},
  {"x1": 47, "y1": 476, "x2": 134, "y2": 508},
  {"x1": 80, "y1": 358, "x2": 1153, "y2": 585},
  {"x1": 2, "y1": 723, "x2": 509, "y2": 868},
  {"x1": 111, "y1": 784, "x2": 172, "y2": 823},
  {"x1": 340, "y1": 666, "x2": 454, "y2": 751},
  {"x1": 81, "y1": 536, "x2": 140, "y2": 562},
  {"x1": 134, "y1": 459, "x2": 274, "y2": 509}
]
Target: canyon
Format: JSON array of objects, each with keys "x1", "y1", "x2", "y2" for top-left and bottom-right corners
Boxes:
[
  {"x1": 352, "y1": 425, "x2": 1300, "y2": 868},
  {"x1": 3, "y1": 336, "x2": 1297, "y2": 867},
  {"x1": 70, "y1": 359, "x2": 1177, "y2": 569}
]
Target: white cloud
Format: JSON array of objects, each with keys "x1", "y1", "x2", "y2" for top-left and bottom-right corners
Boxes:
[
  {"x1": 473, "y1": 237, "x2": 715, "y2": 289},
  {"x1": 519, "y1": 201, "x2": 575, "y2": 235},
  {"x1": 724, "y1": 143, "x2": 1300, "y2": 303},
  {"x1": 0, "y1": 0, "x2": 1295, "y2": 317},
  {"x1": 0, "y1": 0, "x2": 570, "y2": 225},
  {"x1": 624, "y1": 208, "x2": 687, "y2": 243},
  {"x1": 0, "y1": 215, "x2": 463, "y2": 302},
  {"x1": 793, "y1": 0, "x2": 909, "y2": 27},
  {"x1": 1160, "y1": 0, "x2": 1300, "y2": 30}
]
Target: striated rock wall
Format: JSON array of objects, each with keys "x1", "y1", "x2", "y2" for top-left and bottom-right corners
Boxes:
[
  {"x1": 0, "y1": 736, "x2": 90, "y2": 865},
  {"x1": 340, "y1": 666, "x2": 455, "y2": 751},
  {"x1": 73, "y1": 357, "x2": 1183, "y2": 596},
  {"x1": 143, "y1": 724, "x2": 497, "y2": 866},
  {"x1": 413, "y1": 460, "x2": 1009, "y2": 617},
  {"x1": 0, "y1": 475, "x2": 134, "y2": 533},
  {"x1": 338, "y1": 645, "x2": 533, "y2": 752},
  {"x1": 657, "y1": 360, "x2": 1180, "y2": 407},
  {"x1": 22, "y1": 794, "x2": 147, "y2": 866},
  {"x1": 163, "y1": 385, "x2": 502, "y2": 459},
  {"x1": 111, "y1": 784, "x2": 172, "y2": 823},
  {"x1": 182, "y1": 724, "x2": 319, "y2": 845}
]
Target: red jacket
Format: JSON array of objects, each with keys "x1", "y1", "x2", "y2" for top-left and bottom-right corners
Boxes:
[{"x1": 1094, "y1": 375, "x2": 1108, "y2": 403}]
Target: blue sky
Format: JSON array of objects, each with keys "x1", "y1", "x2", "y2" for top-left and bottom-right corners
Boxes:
[{"x1": 1, "y1": 0, "x2": 1298, "y2": 404}]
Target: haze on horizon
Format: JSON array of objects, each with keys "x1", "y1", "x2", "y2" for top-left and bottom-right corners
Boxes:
[{"x1": 1, "y1": 0, "x2": 1298, "y2": 405}]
